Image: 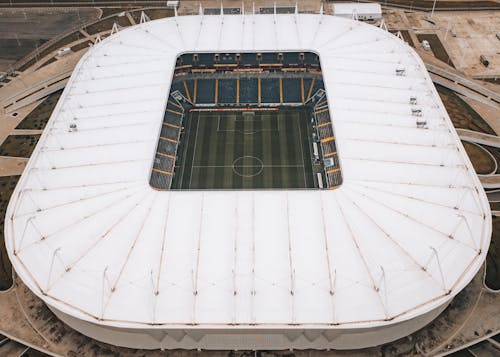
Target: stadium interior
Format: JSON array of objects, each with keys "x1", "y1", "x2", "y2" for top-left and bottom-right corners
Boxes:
[{"x1": 149, "y1": 51, "x2": 343, "y2": 190}]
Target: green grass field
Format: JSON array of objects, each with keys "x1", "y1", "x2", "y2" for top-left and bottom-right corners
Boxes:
[{"x1": 171, "y1": 109, "x2": 317, "y2": 190}]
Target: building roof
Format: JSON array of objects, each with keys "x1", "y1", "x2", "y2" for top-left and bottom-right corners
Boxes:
[
  {"x1": 5, "y1": 13, "x2": 490, "y2": 330},
  {"x1": 332, "y1": 3, "x2": 382, "y2": 15}
]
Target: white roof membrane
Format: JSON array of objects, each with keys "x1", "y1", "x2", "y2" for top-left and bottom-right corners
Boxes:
[{"x1": 5, "y1": 14, "x2": 490, "y2": 331}]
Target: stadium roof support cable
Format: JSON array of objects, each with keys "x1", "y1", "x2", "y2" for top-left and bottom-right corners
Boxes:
[
  {"x1": 337, "y1": 192, "x2": 389, "y2": 319},
  {"x1": 232, "y1": 194, "x2": 238, "y2": 325},
  {"x1": 251, "y1": 193, "x2": 256, "y2": 325},
  {"x1": 286, "y1": 193, "x2": 296, "y2": 324},
  {"x1": 139, "y1": 11, "x2": 150, "y2": 24},
  {"x1": 150, "y1": 269, "x2": 158, "y2": 323},
  {"x1": 103, "y1": 194, "x2": 157, "y2": 314},
  {"x1": 319, "y1": 193, "x2": 336, "y2": 323},
  {"x1": 348, "y1": 186, "x2": 478, "y2": 252},
  {"x1": 339, "y1": 189, "x2": 447, "y2": 292},
  {"x1": 111, "y1": 23, "x2": 120, "y2": 35},
  {"x1": 218, "y1": 9, "x2": 224, "y2": 50},
  {"x1": 101, "y1": 267, "x2": 112, "y2": 319},
  {"x1": 426, "y1": 247, "x2": 448, "y2": 292},
  {"x1": 46, "y1": 247, "x2": 64, "y2": 292},
  {"x1": 355, "y1": 183, "x2": 481, "y2": 217},
  {"x1": 43, "y1": 190, "x2": 151, "y2": 292},
  {"x1": 192, "y1": 193, "x2": 205, "y2": 324},
  {"x1": 379, "y1": 19, "x2": 388, "y2": 32},
  {"x1": 155, "y1": 196, "x2": 172, "y2": 297}
]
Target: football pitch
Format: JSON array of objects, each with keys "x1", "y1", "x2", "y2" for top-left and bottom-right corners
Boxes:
[{"x1": 171, "y1": 109, "x2": 317, "y2": 190}]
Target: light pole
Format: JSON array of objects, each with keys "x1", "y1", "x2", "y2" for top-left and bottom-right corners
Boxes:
[
  {"x1": 444, "y1": 17, "x2": 452, "y2": 42},
  {"x1": 431, "y1": 0, "x2": 437, "y2": 18}
]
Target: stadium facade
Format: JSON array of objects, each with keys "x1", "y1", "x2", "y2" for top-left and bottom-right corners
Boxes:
[{"x1": 5, "y1": 13, "x2": 491, "y2": 350}]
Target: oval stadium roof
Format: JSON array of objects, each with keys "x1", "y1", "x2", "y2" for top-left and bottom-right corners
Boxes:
[{"x1": 5, "y1": 13, "x2": 491, "y2": 332}]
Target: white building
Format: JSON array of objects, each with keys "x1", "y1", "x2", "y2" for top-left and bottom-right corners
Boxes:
[
  {"x1": 5, "y1": 13, "x2": 490, "y2": 350},
  {"x1": 333, "y1": 3, "x2": 382, "y2": 21}
]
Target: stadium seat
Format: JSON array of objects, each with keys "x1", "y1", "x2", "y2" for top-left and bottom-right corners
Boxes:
[
  {"x1": 260, "y1": 78, "x2": 280, "y2": 104},
  {"x1": 312, "y1": 79, "x2": 325, "y2": 94},
  {"x1": 150, "y1": 170, "x2": 173, "y2": 190},
  {"x1": 218, "y1": 79, "x2": 237, "y2": 104},
  {"x1": 161, "y1": 125, "x2": 181, "y2": 142},
  {"x1": 241, "y1": 53, "x2": 259, "y2": 66},
  {"x1": 239, "y1": 78, "x2": 258, "y2": 104},
  {"x1": 283, "y1": 52, "x2": 302, "y2": 67},
  {"x1": 198, "y1": 53, "x2": 214, "y2": 67},
  {"x1": 282, "y1": 78, "x2": 302, "y2": 103},
  {"x1": 317, "y1": 123, "x2": 334, "y2": 139},
  {"x1": 261, "y1": 52, "x2": 277, "y2": 64},
  {"x1": 305, "y1": 52, "x2": 320, "y2": 67},
  {"x1": 196, "y1": 79, "x2": 216, "y2": 104},
  {"x1": 325, "y1": 169, "x2": 342, "y2": 188}
]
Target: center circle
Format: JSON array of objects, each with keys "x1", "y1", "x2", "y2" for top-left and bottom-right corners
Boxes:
[{"x1": 232, "y1": 156, "x2": 264, "y2": 178}]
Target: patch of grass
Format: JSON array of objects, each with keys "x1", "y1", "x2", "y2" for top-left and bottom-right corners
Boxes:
[
  {"x1": 171, "y1": 109, "x2": 317, "y2": 190},
  {"x1": 0, "y1": 175, "x2": 20, "y2": 290},
  {"x1": 486, "y1": 216, "x2": 500, "y2": 290},
  {"x1": 16, "y1": 90, "x2": 62, "y2": 130},
  {"x1": 437, "y1": 85, "x2": 495, "y2": 135},
  {"x1": 0, "y1": 135, "x2": 40, "y2": 158}
]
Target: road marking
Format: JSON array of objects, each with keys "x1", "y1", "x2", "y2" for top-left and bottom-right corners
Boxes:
[
  {"x1": 296, "y1": 113, "x2": 308, "y2": 187},
  {"x1": 177, "y1": 113, "x2": 194, "y2": 187},
  {"x1": 192, "y1": 165, "x2": 305, "y2": 168},
  {"x1": 189, "y1": 115, "x2": 201, "y2": 189}
]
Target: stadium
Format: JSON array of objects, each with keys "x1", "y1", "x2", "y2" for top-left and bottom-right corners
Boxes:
[{"x1": 4, "y1": 11, "x2": 491, "y2": 350}]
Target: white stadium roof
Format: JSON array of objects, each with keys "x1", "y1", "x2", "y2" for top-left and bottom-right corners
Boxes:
[{"x1": 5, "y1": 13, "x2": 491, "y2": 348}]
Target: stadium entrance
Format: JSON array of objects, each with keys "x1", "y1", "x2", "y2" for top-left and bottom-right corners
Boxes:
[{"x1": 150, "y1": 52, "x2": 342, "y2": 190}]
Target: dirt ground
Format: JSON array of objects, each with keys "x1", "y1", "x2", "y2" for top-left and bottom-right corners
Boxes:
[
  {"x1": 486, "y1": 216, "x2": 500, "y2": 290},
  {"x1": 0, "y1": 175, "x2": 20, "y2": 290},
  {"x1": 437, "y1": 85, "x2": 496, "y2": 135},
  {"x1": 461, "y1": 141, "x2": 496, "y2": 175},
  {"x1": 15, "y1": 90, "x2": 61, "y2": 130},
  {"x1": 0, "y1": 135, "x2": 41, "y2": 158},
  {"x1": 0, "y1": 8, "x2": 101, "y2": 72}
]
